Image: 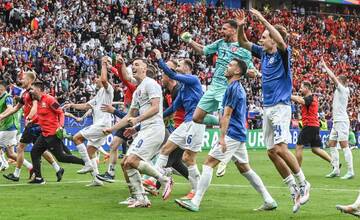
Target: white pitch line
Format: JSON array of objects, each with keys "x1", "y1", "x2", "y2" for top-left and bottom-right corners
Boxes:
[{"x1": 0, "y1": 180, "x2": 358, "y2": 192}]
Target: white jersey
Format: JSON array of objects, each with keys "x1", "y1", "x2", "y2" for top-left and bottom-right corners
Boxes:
[
  {"x1": 131, "y1": 77, "x2": 163, "y2": 129},
  {"x1": 332, "y1": 83, "x2": 350, "y2": 122},
  {"x1": 87, "y1": 85, "x2": 114, "y2": 127}
]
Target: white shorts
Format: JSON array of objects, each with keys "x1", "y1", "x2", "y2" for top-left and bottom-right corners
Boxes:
[
  {"x1": 168, "y1": 121, "x2": 205, "y2": 152},
  {"x1": 0, "y1": 130, "x2": 18, "y2": 147},
  {"x1": 79, "y1": 125, "x2": 107, "y2": 148},
  {"x1": 127, "y1": 125, "x2": 165, "y2": 161},
  {"x1": 329, "y1": 121, "x2": 350, "y2": 142},
  {"x1": 263, "y1": 104, "x2": 291, "y2": 150},
  {"x1": 209, "y1": 136, "x2": 248, "y2": 164}
]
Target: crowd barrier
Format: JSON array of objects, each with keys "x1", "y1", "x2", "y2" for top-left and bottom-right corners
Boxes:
[{"x1": 23, "y1": 117, "x2": 360, "y2": 151}]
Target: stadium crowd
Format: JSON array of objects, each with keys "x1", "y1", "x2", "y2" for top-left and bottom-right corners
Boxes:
[{"x1": 0, "y1": 0, "x2": 359, "y2": 131}]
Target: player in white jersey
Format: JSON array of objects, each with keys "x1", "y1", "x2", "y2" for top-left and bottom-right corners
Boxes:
[
  {"x1": 104, "y1": 58, "x2": 173, "y2": 208},
  {"x1": 63, "y1": 56, "x2": 114, "y2": 186},
  {"x1": 320, "y1": 57, "x2": 354, "y2": 180}
]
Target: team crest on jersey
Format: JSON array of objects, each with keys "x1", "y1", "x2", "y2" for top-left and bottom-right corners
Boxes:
[
  {"x1": 269, "y1": 57, "x2": 275, "y2": 64},
  {"x1": 231, "y1": 47, "x2": 238, "y2": 52},
  {"x1": 41, "y1": 102, "x2": 47, "y2": 108}
]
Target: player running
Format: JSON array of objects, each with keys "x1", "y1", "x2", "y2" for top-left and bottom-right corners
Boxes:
[
  {"x1": 291, "y1": 81, "x2": 332, "y2": 167},
  {"x1": 28, "y1": 82, "x2": 85, "y2": 184},
  {"x1": 236, "y1": 9, "x2": 310, "y2": 213},
  {"x1": 175, "y1": 58, "x2": 277, "y2": 212},
  {"x1": 63, "y1": 56, "x2": 114, "y2": 186},
  {"x1": 0, "y1": 72, "x2": 63, "y2": 182},
  {"x1": 152, "y1": 49, "x2": 204, "y2": 199},
  {"x1": 320, "y1": 57, "x2": 354, "y2": 179},
  {"x1": 104, "y1": 58, "x2": 172, "y2": 208}
]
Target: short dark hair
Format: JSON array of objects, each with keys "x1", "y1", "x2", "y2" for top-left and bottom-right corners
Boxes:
[
  {"x1": 33, "y1": 81, "x2": 45, "y2": 91},
  {"x1": 146, "y1": 64, "x2": 157, "y2": 79},
  {"x1": 302, "y1": 81, "x2": 312, "y2": 90},
  {"x1": 339, "y1": 75, "x2": 348, "y2": 85},
  {"x1": 233, "y1": 58, "x2": 247, "y2": 75},
  {"x1": 183, "y1": 59, "x2": 193, "y2": 71},
  {"x1": 224, "y1": 20, "x2": 238, "y2": 29}
]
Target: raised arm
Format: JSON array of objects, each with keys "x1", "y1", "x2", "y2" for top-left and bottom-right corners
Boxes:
[
  {"x1": 250, "y1": 8, "x2": 287, "y2": 51},
  {"x1": 180, "y1": 32, "x2": 204, "y2": 55},
  {"x1": 234, "y1": 10, "x2": 253, "y2": 52},
  {"x1": 101, "y1": 56, "x2": 110, "y2": 90},
  {"x1": 320, "y1": 57, "x2": 340, "y2": 86},
  {"x1": 153, "y1": 50, "x2": 198, "y2": 85},
  {"x1": 115, "y1": 55, "x2": 134, "y2": 83}
]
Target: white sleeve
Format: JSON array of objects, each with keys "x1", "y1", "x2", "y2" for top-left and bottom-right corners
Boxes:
[
  {"x1": 130, "y1": 92, "x2": 139, "y2": 110},
  {"x1": 105, "y1": 83, "x2": 114, "y2": 94},
  {"x1": 146, "y1": 81, "x2": 162, "y2": 99},
  {"x1": 336, "y1": 84, "x2": 348, "y2": 94},
  {"x1": 87, "y1": 98, "x2": 95, "y2": 108}
]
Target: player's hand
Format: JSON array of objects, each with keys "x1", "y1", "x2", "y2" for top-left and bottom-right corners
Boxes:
[
  {"x1": 320, "y1": 57, "x2": 327, "y2": 68},
  {"x1": 249, "y1": 8, "x2": 265, "y2": 22},
  {"x1": 116, "y1": 55, "x2": 124, "y2": 65},
  {"x1": 234, "y1": 9, "x2": 246, "y2": 26},
  {"x1": 246, "y1": 68, "x2": 259, "y2": 78},
  {"x1": 0, "y1": 114, "x2": 4, "y2": 122},
  {"x1": 219, "y1": 138, "x2": 227, "y2": 153},
  {"x1": 63, "y1": 103, "x2": 73, "y2": 109},
  {"x1": 124, "y1": 126, "x2": 137, "y2": 138},
  {"x1": 152, "y1": 49, "x2": 162, "y2": 60},
  {"x1": 128, "y1": 117, "x2": 139, "y2": 127},
  {"x1": 180, "y1": 32, "x2": 192, "y2": 43},
  {"x1": 101, "y1": 104, "x2": 115, "y2": 113},
  {"x1": 103, "y1": 128, "x2": 112, "y2": 135},
  {"x1": 102, "y1": 56, "x2": 111, "y2": 65}
]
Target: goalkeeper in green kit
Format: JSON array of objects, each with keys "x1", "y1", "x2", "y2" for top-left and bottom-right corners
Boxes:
[
  {"x1": 179, "y1": 20, "x2": 257, "y2": 179},
  {"x1": 181, "y1": 21, "x2": 256, "y2": 123}
]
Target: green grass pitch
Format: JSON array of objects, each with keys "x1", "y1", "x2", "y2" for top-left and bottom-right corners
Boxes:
[{"x1": 0, "y1": 149, "x2": 358, "y2": 220}]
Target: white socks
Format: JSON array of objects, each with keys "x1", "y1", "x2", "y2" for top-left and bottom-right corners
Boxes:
[
  {"x1": 0, "y1": 152, "x2": 8, "y2": 167},
  {"x1": 352, "y1": 192, "x2": 360, "y2": 208},
  {"x1": 138, "y1": 160, "x2": 167, "y2": 183},
  {"x1": 242, "y1": 169, "x2": 274, "y2": 203},
  {"x1": 52, "y1": 162, "x2": 61, "y2": 172},
  {"x1": 14, "y1": 167, "x2": 21, "y2": 178},
  {"x1": 127, "y1": 168, "x2": 145, "y2": 200},
  {"x1": 330, "y1": 147, "x2": 340, "y2": 172},
  {"x1": 192, "y1": 165, "x2": 213, "y2": 207},
  {"x1": 91, "y1": 158, "x2": 99, "y2": 177},
  {"x1": 188, "y1": 165, "x2": 200, "y2": 192},
  {"x1": 155, "y1": 154, "x2": 169, "y2": 170},
  {"x1": 76, "y1": 143, "x2": 91, "y2": 165},
  {"x1": 107, "y1": 163, "x2": 116, "y2": 176},
  {"x1": 343, "y1": 147, "x2": 354, "y2": 174},
  {"x1": 283, "y1": 175, "x2": 297, "y2": 194},
  {"x1": 23, "y1": 159, "x2": 33, "y2": 170},
  {"x1": 294, "y1": 169, "x2": 306, "y2": 186}
]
